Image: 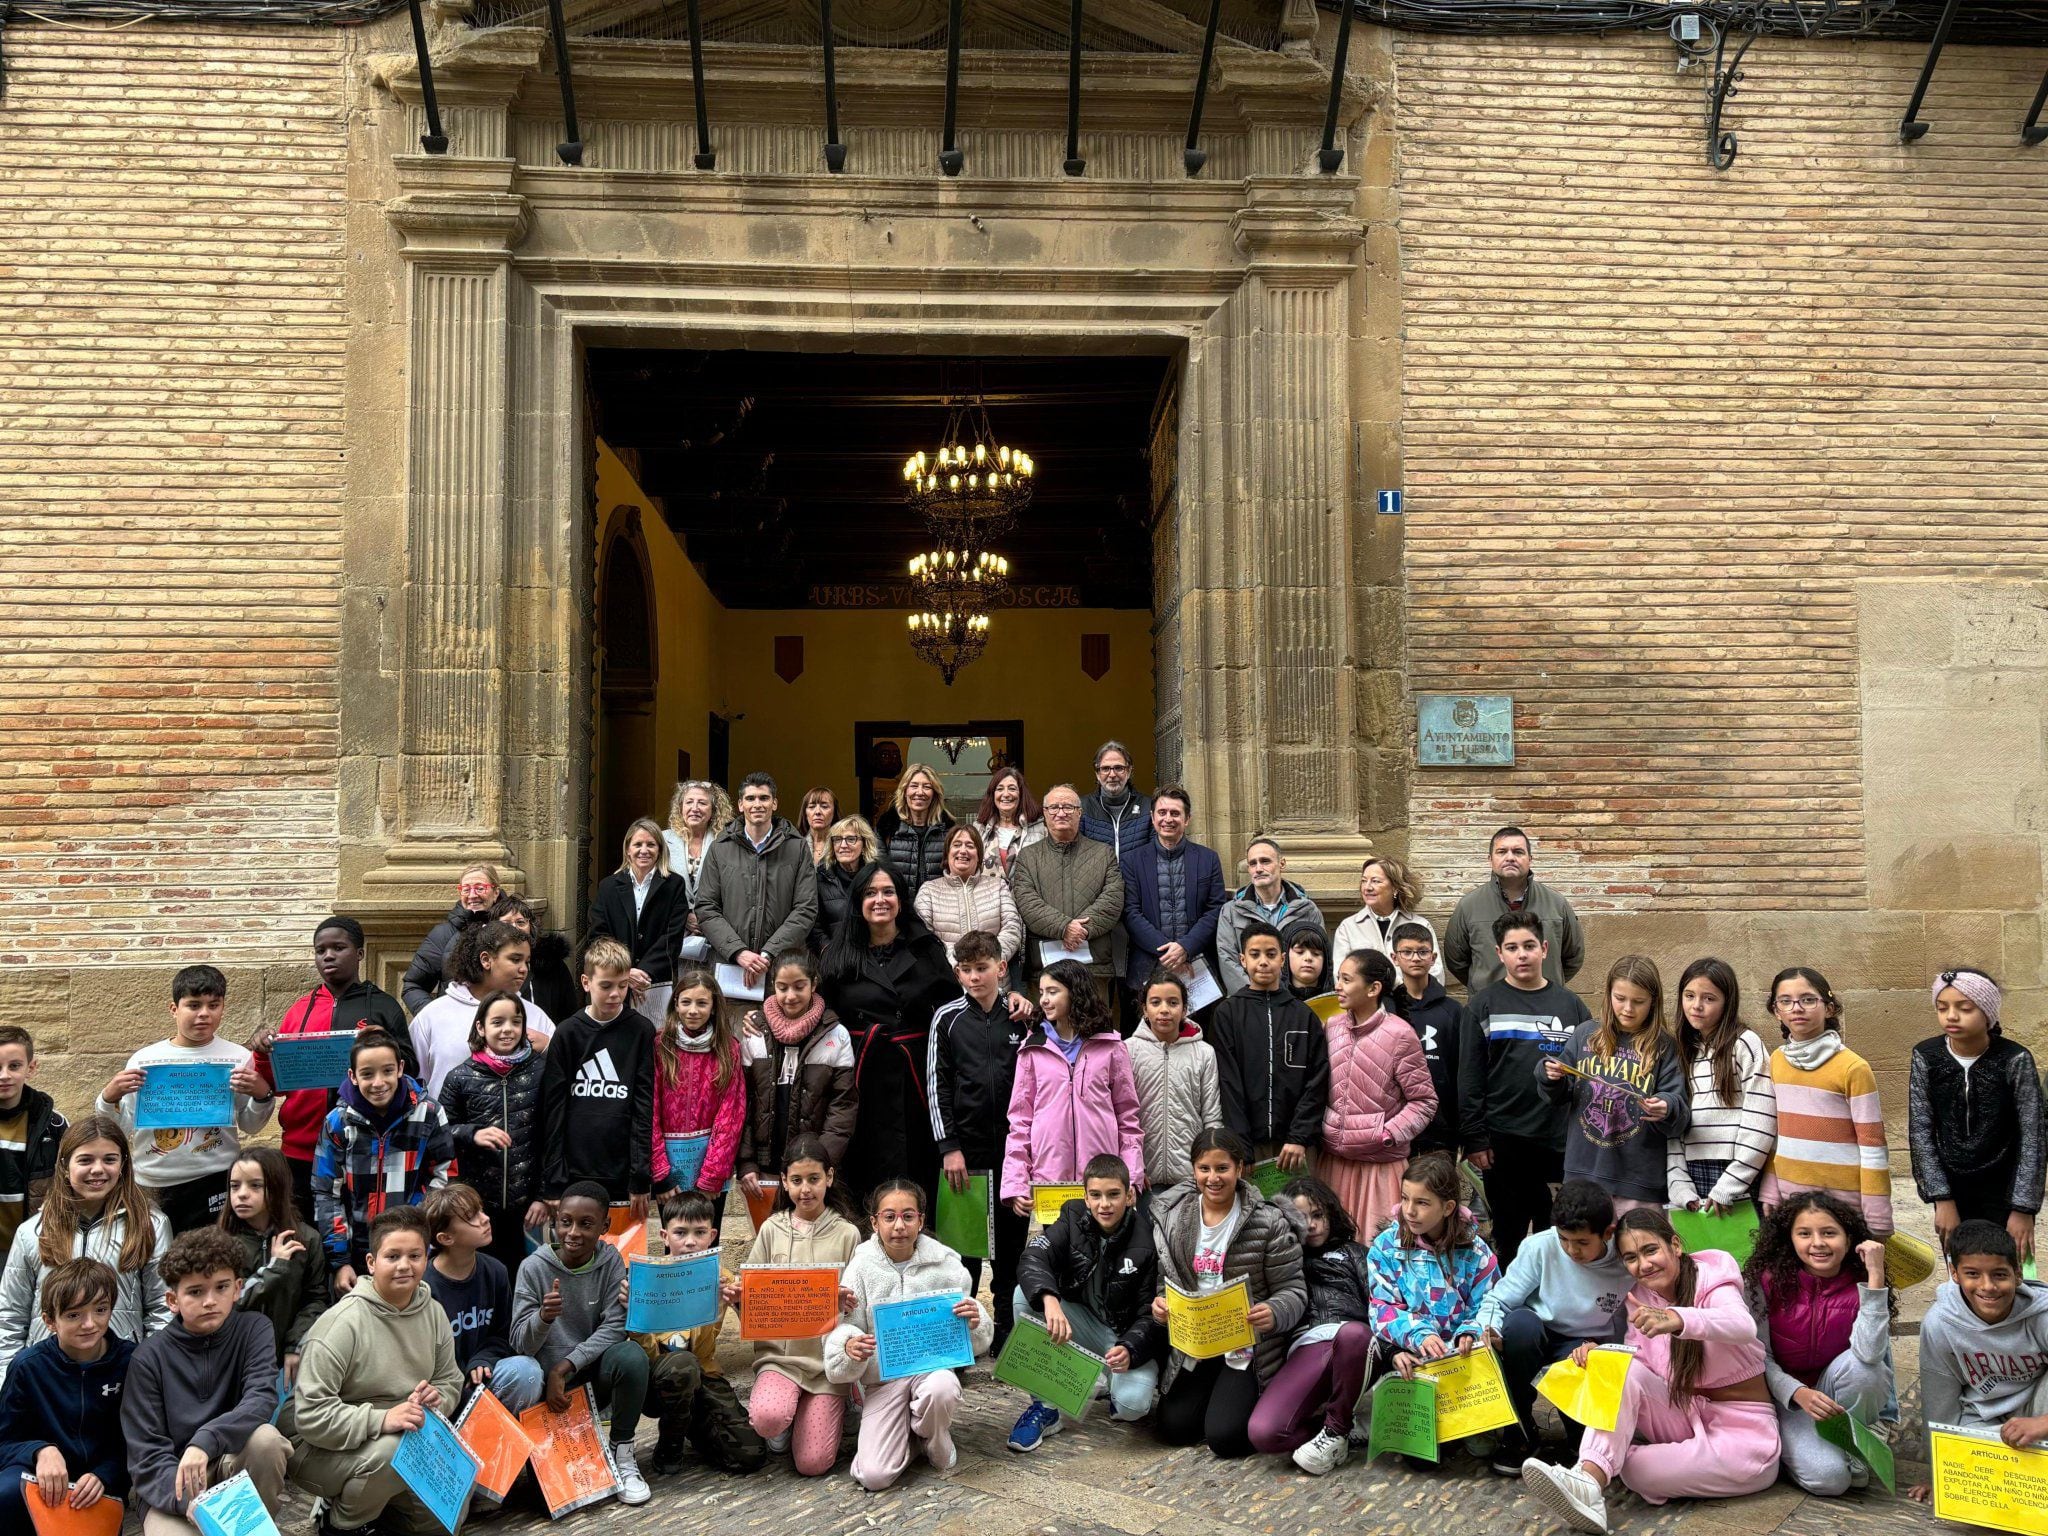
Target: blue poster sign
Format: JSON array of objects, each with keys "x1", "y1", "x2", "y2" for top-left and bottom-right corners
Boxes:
[
  {"x1": 871, "y1": 1291, "x2": 975, "y2": 1382},
  {"x1": 391, "y1": 1408, "x2": 480, "y2": 1534},
  {"x1": 1417, "y1": 694, "x2": 1516, "y2": 767},
  {"x1": 134, "y1": 1062, "x2": 236, "y2": 1131},
  {"x1": 269, "y1": 1032, "x2": 361, "y2": 1093},
  {"x1": 625, "y1": 1250, "x2": 722, "y2": 1334},
  {"x1": 664, "y1": 1134, "x2": 711, "y2": 1190}
]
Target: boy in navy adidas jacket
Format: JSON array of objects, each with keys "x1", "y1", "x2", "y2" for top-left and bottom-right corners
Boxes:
[
  {"x1": 0, "y1": 1258, "x2": 133, "y2": 1524},
  {"x1": 540, "y1": 938, "x2": 656, "y2": 1216}
]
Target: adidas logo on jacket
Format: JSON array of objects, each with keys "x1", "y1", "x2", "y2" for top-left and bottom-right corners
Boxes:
[{"x1": 541, "y1": 1006, "x2": 656, "y2": 1203}]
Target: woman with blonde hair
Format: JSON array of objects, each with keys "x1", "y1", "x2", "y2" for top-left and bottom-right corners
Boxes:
[
  {"x1": 814, "y1": 815, "x2": 880, "y2": 951},
  {"x1": 1331, "y1": 855, "x2": 1442, "y2": 981},
  {"x1": 799, "y1": 787, "x2": 840, "y2": 867},
  {"x1": 873, "y1": 762, "x2": 953, "y2": 906},
  {"x1": 914, "y1": 823, "x2": 1023, "y2": 965},
  {"x1": 587, "y1": 816, "x2": 692, "y2": 1024},
  {"x1": 974, "y1": 765, "x2": 1046, "y2": 882}
]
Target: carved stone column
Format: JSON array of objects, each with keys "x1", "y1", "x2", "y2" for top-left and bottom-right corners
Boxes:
[
  {"x1": 1178, "y1": 177, "x2": 1372, "y2": 897},
  {"x1": 362, "y1": 158, "x2": 533, "y2": 900}
]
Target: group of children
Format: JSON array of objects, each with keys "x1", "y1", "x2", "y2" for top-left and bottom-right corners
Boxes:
[{"x1": 0, "y1": 908, "x2": 2041, "y2": 1529}]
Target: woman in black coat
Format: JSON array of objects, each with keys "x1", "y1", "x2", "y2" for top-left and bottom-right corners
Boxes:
[
  {"x1": 821, "y1": 860, "x2": 958, "y2": 1207},
  {"x1": 586, "y1": 816, "x2": 691, "y2": 1025}
]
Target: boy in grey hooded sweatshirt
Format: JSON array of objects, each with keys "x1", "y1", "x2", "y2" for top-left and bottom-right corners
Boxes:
[
  {"x1": 508, "y1": 1182, "x2": 649, "y2": 1501},
  {"x1": 1916, "y1": 1220, "x2": 2048, "y2": 1493}
]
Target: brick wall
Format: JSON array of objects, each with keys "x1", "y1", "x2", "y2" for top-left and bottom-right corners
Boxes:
[
  {"x1": 0, "y1": 24, "x2": 350, "y2": 1089},
  {"x1": 1395, "y1": 30, "x2": 2048, "y2": 914}
]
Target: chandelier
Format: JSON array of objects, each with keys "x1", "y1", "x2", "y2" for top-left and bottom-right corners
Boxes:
[
  {"x1": 901, "y1": 393, "x2": 1030, "y2": 684},
  {"x1": 901, "y1": 398, "x2": 1034, "y2": 545}
]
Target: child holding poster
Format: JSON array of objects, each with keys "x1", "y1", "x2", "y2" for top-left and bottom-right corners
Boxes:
[
  {"x1": 1664, "y1": 958, "x2": 1776, "y2": 1216},
  {"x1": 635, "y1": 1188, "x2": 765, "y2": 1476},
  {"x1": 651, "y1": 966, "x2": 747, "y2": 1212},
  {"x1": 1246, "y1": 1175, "x2": 1375, "y2": 1475},
  {"x1": 1520, "y1": 1208, "x2": 1779, "y2": 1534},
  {"x1": 826, "y1": 1177, "x2": 993, "y2": 1490},
  {"x1": 736, "y1": 950, "x2": 858, "y2": 1202},
  {"x1": 1369, "y1": 1151, "x2": 1500, "y2": 1441},
  {"x1": 0, "y1": 1258, "x2": 133, "y2": 1527},
  {"x1": 1148, "y1": 1128, "x2": 1308, "y2": 1459},
  {"x1": 1909, "y1": 1219, "x2": 2048, "y2": 1503},
  {"x1": 729, "y1": 1133, "x2": 862, "y2": 1477},
  {"x1": 1540, "y1": 956, "x2": 1689, "y2": 1217},
  {"x1": 284, "y1": 1206, "x2": 464, "y2": 1536},
  {"x1": 252, "y1": 918, "x2": 414, "y2": 1220},
  {"x1": 1002, "y1": 959, "x2": 1146, "y2": 1213},
  {"x1": 1908, "y1": 968, "x2": 2044, "y2": 1261},
  {"x1": 0, "y1": 1115, "x2": 170, "y2": 1378},
  {"x1": 438, "y1": 991, "x2": 549, "y2": 1279},
  {"x1": 1124, "y1": 970, "x2": 1221, "y2": 1195},
  {"x1": 95, "y1": 964, "x2": 276, "y2": 1234},
  {"x1": 1742, "y1": 1192, "x2": 1894, "y2": 1495}
]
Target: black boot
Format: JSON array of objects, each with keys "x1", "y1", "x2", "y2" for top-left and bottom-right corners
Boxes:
[{"x1": 652, "y1": 1419, "x2": 691, "y2": 1476}]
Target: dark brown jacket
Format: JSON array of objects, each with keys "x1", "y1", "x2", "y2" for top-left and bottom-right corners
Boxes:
[{"x1": 736, "y1": 1008, "x2": 859, "y2": 1177}]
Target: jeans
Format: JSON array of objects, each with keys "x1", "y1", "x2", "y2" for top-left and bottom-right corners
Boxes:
[
  {"x1": 1497, "y1": 1307, "x2": 1585, "y2": 1437},
  {"x1": 1011, "y1": 1285, "x2": 1160, "y2": 1421},
  {"x1": 479, "y1": 1355, "x2": 545, "y2": 1416}
]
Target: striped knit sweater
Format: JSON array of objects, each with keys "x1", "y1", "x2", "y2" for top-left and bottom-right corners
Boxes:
[
  {"x1": 1666, "y1": 1028, "x2": 1779, "y2": 1208},
  {"x1": 1759, "y1": 1041, "x2": 1893, "y2": 1236}
]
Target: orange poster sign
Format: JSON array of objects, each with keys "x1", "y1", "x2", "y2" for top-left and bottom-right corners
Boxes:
[
  {"x1": 24, "y1": 1482, "x2": 124, "y2": 1536},
  {"x1": 517, "y1": 1386, "x2": 618, "y2": 1517},
  {"x1": 737, "y1": 1265, "x2": 843, "y2": 1341},
  {"x1": 454, "y1": 1387, "x2": 534, "y2": 1500},
  {"x1": 743, "y1": 1179, "x2": 780, "y2": 1231}
]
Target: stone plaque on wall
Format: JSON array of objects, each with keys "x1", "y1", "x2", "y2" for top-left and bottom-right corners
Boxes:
[{"x1": 1417, "y1": 694, "x2": 1515, "y2": 767}]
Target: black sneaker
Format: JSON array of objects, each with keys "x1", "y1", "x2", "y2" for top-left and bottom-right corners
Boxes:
[
  {"x1": 1490, "y1": 1430, "x2": 1533, "y2": 1477},
  {"x1": 651, "y1": 1430, "x2": 690, "y2": 1477}
]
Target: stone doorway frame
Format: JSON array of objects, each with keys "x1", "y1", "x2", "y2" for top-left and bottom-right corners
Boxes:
[{"x1": 346, "y1": 16, "x2": 1403, "y2": 968}]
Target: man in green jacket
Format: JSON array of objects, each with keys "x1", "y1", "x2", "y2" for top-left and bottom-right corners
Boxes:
[
  {"x1": 695, "y1": 773, "x2": 821, "y2": 992},
  {"x1": 1440, "y1": 825, "x2": 1585, "y2": 994},
  {"x1": 1012, "y1": 784, "x2": 1125, "y2": 1005}
]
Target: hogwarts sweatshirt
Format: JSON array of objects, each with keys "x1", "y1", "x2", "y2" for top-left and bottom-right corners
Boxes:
[
  {"x1": 510, "y1": 1241, "x2": 630, "y2": 1376},
  {"x1": 1543, "y1": 1021, "x2": 1692, "y2": 1202},
  {"x1": 540, "y1": 1008, "x2": 656, "y2": 1199},
  {"x1": 1919, "y1": 1279, "x2": 2048, "y2": 1456}
]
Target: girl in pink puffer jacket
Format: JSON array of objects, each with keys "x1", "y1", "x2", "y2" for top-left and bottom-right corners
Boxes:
[
  {"x1": 1322, "y1": 950, "x2": 1436, "y2": 1237},
  {"x1": 1001, "y1": 960, "x2": 1146, "y2": 1208}
]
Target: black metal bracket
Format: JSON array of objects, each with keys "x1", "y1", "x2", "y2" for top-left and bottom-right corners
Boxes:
[
  {"x1": 1184, "y1": 0, "x2": 1222, "y2": 176},
  {"x1": 684, "y1": 0, "x2": 715, "y2": 169},
  {"x1": 404, "y1": 0, "x2": 450, "y2": 154},
  {"x1": 939, "y1": 0, "x2": 964, "y2": 175},
  {"x1": 1899, "y1": 0, "x2": 1962, "y2": 142},
  {"x1": 1705, "y1": 25, "x2": 1757, "y2": 171},
  {"x1": 1315, "y1": 0, "x2": 1356, "y2": 172},
  {"x1": 1063, "y1": 0, "x2": 1085, "y2": 176},
  {"x1": 2022, "y1": 67, "x2": 2048, "y2": 145},
  {"x1": 819, "y1": 0, "x2": 845, "y2": 170},
  {"x1": 542, "y1": 0, "x2": 583, "y2": 164}
]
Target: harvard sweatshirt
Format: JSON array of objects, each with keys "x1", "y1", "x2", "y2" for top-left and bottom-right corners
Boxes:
[{"x1": 1919, "y1": 1279, "x2": 2048, "y2": 1455}]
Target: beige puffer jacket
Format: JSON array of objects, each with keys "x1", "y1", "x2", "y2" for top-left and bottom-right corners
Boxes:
[
  {"x1": 913, "y1": 870, "x2": 1023, "y2": 964},
  {"x1": 1125, "y1": 1023, "x2": 1223, "y2": 1188}
]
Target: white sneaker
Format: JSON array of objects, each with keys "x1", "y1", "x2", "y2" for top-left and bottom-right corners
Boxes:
[
  {"x1": 766, "y1": 1429, "x2": 792, "y2": 1455},
  {"x1": 1848, "y1": 1454, "x2": 1871, "y2": 1490},
  {"x1": 926, "y1": 1425, "x2": 960, "y2": 1473},
  {"x1": 1292, "y1": 1428, "x2": 1350, "y2": 1476},
  {"x1": 611, "y1": 1442, "x2": 651, "y2": 1505},
  {"x1": 1521, "y1": 1459, "x2": 1608, "y2": 1533}
]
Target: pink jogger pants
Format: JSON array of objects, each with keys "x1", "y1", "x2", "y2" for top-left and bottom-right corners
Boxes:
[{"x1": 1578, "y1": 1365, "x2": 1780, "y2": 1504}]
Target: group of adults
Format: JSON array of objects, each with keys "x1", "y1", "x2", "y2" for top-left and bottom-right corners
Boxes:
[{"x1": 404, "y1": 746, "x2": 1589, "y2": 1200}]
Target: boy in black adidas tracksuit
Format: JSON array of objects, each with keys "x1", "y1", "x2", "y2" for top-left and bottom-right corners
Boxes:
[
  {"x1": 926, "y1": 930, "x2": 1031, "y2": 1353},
  {"x1": 540, "y1": 945, "x2": 656, "y2": 1214}
]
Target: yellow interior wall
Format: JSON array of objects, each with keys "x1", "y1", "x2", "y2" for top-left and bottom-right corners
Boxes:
[
  {"x1": 719, "y1": 608, "x2": 1154, "y2": 819},
  {"x1": 594, "y1": 442, "x2": 718, "y2": 790},
  {"x1": 594, "y1": 439, "x2": 1154, "y2": 824}
]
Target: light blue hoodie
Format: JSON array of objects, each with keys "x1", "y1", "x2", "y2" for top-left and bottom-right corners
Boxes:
[{"x1": 1473, "y1": 1225, "x2": 1628, "y2": 1341}]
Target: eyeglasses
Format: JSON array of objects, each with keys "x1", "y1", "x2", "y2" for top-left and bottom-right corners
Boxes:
[
  {"x1": 1775, "y1": 995, "x2": 1826, "y2": 1011},
  {"x1": 1045, "y1": 804, "x2": 1080, "y2": 815},
  {"x1": 831, "y1": 834, "x2": 862, "y2": 844},
  {"x1": 458, "y1": 883, "x2": 496, "y2": 895},
  {"x1": 1394, "y1": 948, "x2": 1434, "y2": 960}
]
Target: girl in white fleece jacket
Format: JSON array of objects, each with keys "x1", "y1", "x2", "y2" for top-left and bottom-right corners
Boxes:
[{"x1": 825, "y1": 1178, "x2": 994, "y2": 1490}]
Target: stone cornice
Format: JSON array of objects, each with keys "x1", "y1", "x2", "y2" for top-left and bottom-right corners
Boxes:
[
  {"x1": 1231, "y1": 174, "x2": 1363, "y2": 276},
  {"x1": 388, "y1": 158, "x2": 533, "y2": 257}
]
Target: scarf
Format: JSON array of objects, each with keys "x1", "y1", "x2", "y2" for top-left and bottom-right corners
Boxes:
[
  {"x1": 767, "y1": 992, "x2": 826, "y2": 1046},
  {"x1": 674, "y1": 1021, "x2": 716, "y2": 1054},
  {"x1": 470, "y1": 1044, "x2": 532, "y2": 1076},
  {"x1": 340, "y1": 1075, "x2": 411, "y2": 1133},
  {"x1": 1781, "y1": 1031, "x2": 1845, "y2": 1072}
]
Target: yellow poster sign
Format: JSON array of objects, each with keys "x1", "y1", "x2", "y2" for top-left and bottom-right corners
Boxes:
[
  {"x1": 1032, "y1": 1184, "x2": 1087, "y2": 1227},
  {"x1": 1415, "y1": 1346, "x2": 1520, "y2": 1441},
  {"x1": 1166, "y1": 1280, "x2": 1256, "y2": 1360},
  {"x1": 1931, "y1": 1424, "x2": 2048, "y2": 1536},
  {"x1": 1536, "y1": 1346, "x2": 1636, "y2": 1433}
]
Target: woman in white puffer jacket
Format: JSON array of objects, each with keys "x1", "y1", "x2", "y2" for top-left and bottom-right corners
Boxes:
[
  {"x1": 825, "y1": 1178, "x2": 994, "y2": 1490},
  {"x1": 913, "y1": 825, "x2": 1023, "y2": 966}
]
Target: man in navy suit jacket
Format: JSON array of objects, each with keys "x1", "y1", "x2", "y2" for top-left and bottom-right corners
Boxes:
[{"x1": 1119, "y1": 784, "x2": 1228, "y2": 1019}]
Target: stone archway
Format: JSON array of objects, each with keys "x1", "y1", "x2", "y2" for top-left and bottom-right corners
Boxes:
[{"x1": 345, "y1": 0, "x2": 1405, "y2": 950}]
